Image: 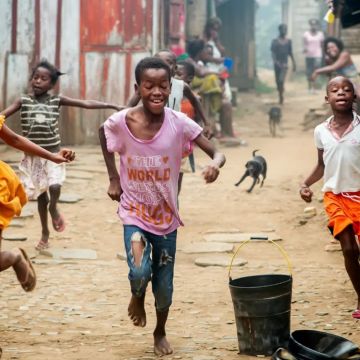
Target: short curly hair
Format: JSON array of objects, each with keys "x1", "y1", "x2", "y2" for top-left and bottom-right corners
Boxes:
[
  {"x1": 186, "y1": 39, "x2": 205, "y2": 59},
  {"x1": 324, "y1": 36, "x2": 344, "y2": 53},
  {"x1": 134, "y1": 57, "x2": 171, "y2": 85}
]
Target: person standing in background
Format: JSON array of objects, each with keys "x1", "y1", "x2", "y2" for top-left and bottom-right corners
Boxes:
[
  {"x1": 271, "y1": 24, "x2": 296, "y2": 105},
  {"x1": 303, "y1": 19, "x2": 324, "y2": 93}
]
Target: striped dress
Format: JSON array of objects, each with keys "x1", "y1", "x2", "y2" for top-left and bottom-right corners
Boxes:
[{"x1": 20, "y1": 94, "x2": 61, "y2": 151}]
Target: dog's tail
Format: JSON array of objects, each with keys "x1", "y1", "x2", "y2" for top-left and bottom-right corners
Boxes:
[{"x1": 252, "y1": 149, "x2": 259, "y2": 157}]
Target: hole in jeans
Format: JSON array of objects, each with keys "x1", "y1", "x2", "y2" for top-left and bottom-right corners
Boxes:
[
  {"x1": 159, "y1": 249, "x2": 173, "y2": 267},
  {"x1": 130, "y1": 232, "x2": 146, "y2": 268}
]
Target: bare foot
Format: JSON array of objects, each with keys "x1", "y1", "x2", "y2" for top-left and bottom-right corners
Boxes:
[
  {"x1": 154, "y1": 333, "x2": 173, "y2": 356},
  {"x1": 128, "y1": 294, "x2": 146, "y2": 327}
]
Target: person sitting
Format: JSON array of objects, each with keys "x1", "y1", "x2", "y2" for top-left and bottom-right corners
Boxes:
[{"x1": 186, "y1": 39, "x2": 243, "y2": 145}]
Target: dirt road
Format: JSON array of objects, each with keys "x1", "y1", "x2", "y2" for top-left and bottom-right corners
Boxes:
[{"x1": 1, "y1": 75, "x2": 359, "y2": 359}]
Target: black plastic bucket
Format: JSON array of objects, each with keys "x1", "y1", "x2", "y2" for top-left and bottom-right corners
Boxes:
[
  {"x1": 229, "y1": 273, "x2": 292, "y2": 356},
  {"x1": 288, "y1": 330, "x2": 359, "y2": 359}
]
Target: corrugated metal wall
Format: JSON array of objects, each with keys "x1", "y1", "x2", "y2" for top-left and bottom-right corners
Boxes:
[{"x1": 0, "y1": 0, "x2": 153, "y2": 144}]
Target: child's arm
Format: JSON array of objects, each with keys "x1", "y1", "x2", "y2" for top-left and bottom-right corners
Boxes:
[
  {"x1": 193, "y1": 134, "x2": 225, "y2": 183},
  {"x1": 0, "y1": 123, "x2": 75, "y2": 163},
  {"x1": 183, "y1": 84, "x2": 212, "y2": 139},
  {"x1": 0, "y1": 98, "x2": 22, "y2": 118},
  {"x1": 300, "y1": 149, "x2": 324, "y2": 203},
  {"x1": 59, "y1": 96, "x2": 124, "y2": 111},
  {"x1": 99, "y1": 124, "x2": 122, "y2": 201},
  {"x1": 127, "y1": 93, "x2": 141, "y2": 107},
  {"x1": 289, "y1": 40, "x2": 296, "y2": 72},
  {"x1": 311, "y1": 51, "x2": 350, "y2": 80}
]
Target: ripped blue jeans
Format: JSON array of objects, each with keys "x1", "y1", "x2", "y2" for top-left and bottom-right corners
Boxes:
[{"x1": 123, "y1": 225, "x2": 177, "y2": 312}]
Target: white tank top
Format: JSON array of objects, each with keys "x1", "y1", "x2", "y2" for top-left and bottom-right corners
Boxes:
[{"x1": 167, "y1": 78, "x2": 184, "y2": 111}]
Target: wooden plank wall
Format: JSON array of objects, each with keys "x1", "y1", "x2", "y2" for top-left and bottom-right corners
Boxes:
[{"x1": 0, "y1": 0, "x2": 153, "y2": 145}]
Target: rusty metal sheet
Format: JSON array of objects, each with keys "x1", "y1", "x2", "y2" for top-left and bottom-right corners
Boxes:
[
  {"x1": 80, "y1": 0, "x2": 153, "y2": 51},
  {"x1": 59, "y1": 0, "x2": 80, "y2": 97},
  {"x1": 17, "y1": 0, "x2": 35, "y2": 54},
  {"x1": 0, "y1": 0, "x2": 12, "y2": 109},
  {"x1": 40, "y1": 0, "x2": 58, "y2": 62},
  {"x1": 83, "y1": 52, "x2": 105, "y2": 142},
  {"x1": 106, "y1": 53, "x2": 126, "y2": 105},
  {"x1": 5, "y1": 53, "x2": 29, "y2": 105}
]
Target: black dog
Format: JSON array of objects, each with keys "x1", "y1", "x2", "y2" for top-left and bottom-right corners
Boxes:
[
  {"x1": 269, "y1": 106, "x2": 282, "y2": 137},
  {"x1": 234, "y1": 150, "x2": 267, "y2": 193}
]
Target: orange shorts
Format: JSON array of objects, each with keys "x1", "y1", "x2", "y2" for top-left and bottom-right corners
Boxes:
[{"x1": 324, "y1": 191, "x2": 360, "y2": 238}]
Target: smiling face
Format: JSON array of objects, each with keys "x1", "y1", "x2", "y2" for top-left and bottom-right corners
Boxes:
[
  {"x1": 326, "y1": 41, "x2": 340, "y2": 59},
  {"x1": 326, "y1": 76, "x2": 356, "y2": 112},
  {"x1": 31, "y1": 67, "x2": 53, "y2": 96},
  {"x1": 135, "y1": 68, "x2": 171, "y2": 115}
]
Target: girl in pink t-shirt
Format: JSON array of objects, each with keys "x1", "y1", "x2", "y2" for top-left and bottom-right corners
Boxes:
[
  {"x1": 303, "y1": 19, "x2": 324, "y2": 92},
  {"x1": 99, "y1": 57, "x2": 225, "y2": 356}
]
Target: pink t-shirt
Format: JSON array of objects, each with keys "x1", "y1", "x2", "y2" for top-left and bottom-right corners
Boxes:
[
  {"x1": 104, "y1": 107, "x2": 203, "y2": 235},
  {"x1": 303, "y1": 31, "x2": 324, "y2": 58}
]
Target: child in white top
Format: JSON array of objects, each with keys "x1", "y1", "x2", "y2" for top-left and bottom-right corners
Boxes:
[{"x1": 300, "y1": 76, "x2": 360, "y2": 319}]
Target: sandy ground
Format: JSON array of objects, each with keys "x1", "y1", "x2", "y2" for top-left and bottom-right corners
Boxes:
[{"x1": 1, "y1": 72, "x2": 359, "y2": 359}]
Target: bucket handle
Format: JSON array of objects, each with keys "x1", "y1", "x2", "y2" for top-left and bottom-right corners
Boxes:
[{"x1": 228, "y1": 238, "x2": 293, "y2": 279}]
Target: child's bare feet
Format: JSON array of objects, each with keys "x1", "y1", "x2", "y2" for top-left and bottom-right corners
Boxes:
[
  {"x1": 128, "y1": 294, "x2": 146, "y2": 327},
  {"x1": 154, "y1": 333, "x2": 173, "y2": 356}
]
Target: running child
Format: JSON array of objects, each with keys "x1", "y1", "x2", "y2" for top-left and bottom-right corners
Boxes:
[
  {"x1": 99, "y1": 57, "x2": 225, "y2": 356},
  {"x1": 300, "y1": 76, "x2": 360, "y2": 319},
  {"x1": 127, "y1": 49, "x2": 212, "y2": 138},
  {"x1": 0, "y1": 114, "x2": 75, "y2": 292},
  {"x1": 1, "y1": 60, "x2": 123, "y2": 250}
]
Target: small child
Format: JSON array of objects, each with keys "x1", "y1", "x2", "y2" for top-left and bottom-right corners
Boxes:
[
  {"x1": 300, "y1": 76, "x2": 360, "y2": 319},
  {"x1": 176, "y1": 60, "x2": 198, "y2": 184},
  {"x1": 0, "y1": 114, "x2": 75, "y2": 292},
  {"x1": 99, "y1": 57, "x2": 225, "y2": 356},
  {"x1": 1, "y1": 60, "x2": 122, "y2": 250}
]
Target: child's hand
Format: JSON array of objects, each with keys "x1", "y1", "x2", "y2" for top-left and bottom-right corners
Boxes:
[
  {"x1": 203, "y1": 125, "x2": 213, "y2": 139},
  {"x1": 300, "y1": 185, "x2": 313, "y2": 203},
  {"x1": 60, "y1": 149, "x2": 76, "y2": 162},
  {"x1": 107, "y1": 179, "x2": 122, "y2": 202},
  {"x1": 202, "y1": 163, "x2": 220, "y2": 183},
  {"x1": 52, "y1": 149, "x2": 76, "y2": 163},
  {"x1": 311, "y1": 71, "x2": 318, "y2": 81}
]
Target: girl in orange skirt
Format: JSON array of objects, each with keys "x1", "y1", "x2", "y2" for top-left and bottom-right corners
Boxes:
[
  {"x1": 0, "y1": 114, "x2": 74, "y2": 292},
  {"x1": 300, "y1": 76, "x2": 360, "y2": 319}
]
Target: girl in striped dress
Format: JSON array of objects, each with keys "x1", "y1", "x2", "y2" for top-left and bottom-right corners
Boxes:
[{"x1": 1, "y1": 60, "x2": 122, "y2": 250}]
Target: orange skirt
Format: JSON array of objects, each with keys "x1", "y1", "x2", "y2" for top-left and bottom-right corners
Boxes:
[
  {"x1": 0, "y1": 161, "x2": 27, "y2": 229},
  {"x1": 324, "y1": 191, "x2": 360, "y2": 238}
]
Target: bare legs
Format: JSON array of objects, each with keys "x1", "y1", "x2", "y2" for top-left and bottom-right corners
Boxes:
[
  {"x1": 338, "y1": 226, "x2": 360, "y2": 310},
  {"x1": 219, "y1": 100, "x2": 235, "y2": 137},
  {"x1": 128, "y1": 238, "x2": 147, "y2": 327},
  {"x1": 37, "y1": 192, "x2": 49, "y2": 248},
  {"x1": 36, "y1": 184, "x2": 63, "y2": 249},
  {"x1": 126, "y1": 232, "x2": 173, "y2": 355},
  {"x1": 154, "y1": 309, "x2": 173, "y2": 355}
]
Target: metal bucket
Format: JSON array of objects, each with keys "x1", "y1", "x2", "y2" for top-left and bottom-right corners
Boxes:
[{"x1": 228, "y1": 239, "x2": 293, "y2": 356}]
